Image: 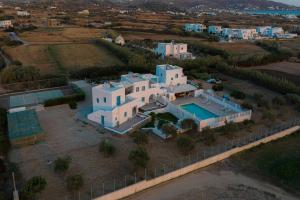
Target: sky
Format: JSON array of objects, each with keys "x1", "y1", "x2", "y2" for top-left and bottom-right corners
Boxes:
[{"x1": 272, "y1": 0, "x2": 300, "y2": 6}]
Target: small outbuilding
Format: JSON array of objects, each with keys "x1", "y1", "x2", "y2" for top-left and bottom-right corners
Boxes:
[
  {"x1": 7, "y1": 109, "x2": 44, "y2": 147},
  {"x1": 115, "y1": 35, "x2": 125, "y2": 46}
]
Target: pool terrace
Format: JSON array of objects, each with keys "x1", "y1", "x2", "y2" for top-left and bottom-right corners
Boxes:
[{"x1": 172, "y1": 96, "x2": 236, "y2": 118}]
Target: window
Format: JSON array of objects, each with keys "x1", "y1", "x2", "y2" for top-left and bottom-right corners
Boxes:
[
  {"x1": 141, "y1": 97, "x2": 145, "y2": 102},
  {"x1": 103, "y1": 97, "x2": 107, "y2": 103},
  {"x1": 124, "y1": 112, "x2": 127, "y2": 117},
  {"x1": 136, "y1": 87, "x2": 139, "y2": 92},
  {"x1": 171, "y1": 77, "x2": 173, "y2": 80},
  {"x1": 96, "y1": 98, "x2": 99, "y2": 103},
  {"x1": 175, "y1": 74, "x2": 178, "y2": 78},
  {"x1": 142, "y1": 86, "x2": 145, "y2": 91}
]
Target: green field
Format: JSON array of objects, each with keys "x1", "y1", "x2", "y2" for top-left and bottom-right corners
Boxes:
[{"x1": 233, "y1": 131, "x2": 300, "y2": 194}]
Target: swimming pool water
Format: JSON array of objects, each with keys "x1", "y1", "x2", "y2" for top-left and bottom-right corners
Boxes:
[{"x1": 181, "y1": 103, "x2": 218, "y2": 120}]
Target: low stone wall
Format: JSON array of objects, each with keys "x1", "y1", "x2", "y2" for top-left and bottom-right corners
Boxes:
[{"x1": 94, "y1": 125, "x2": 300, "y2": 200}]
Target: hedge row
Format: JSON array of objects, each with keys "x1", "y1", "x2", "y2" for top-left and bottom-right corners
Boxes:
[
  {"x1": 44, "y1": 84, "x2": 85, "y2": 107},
  {"x1": 216, "y1": 63, "x2": 300, "y2": 95}
]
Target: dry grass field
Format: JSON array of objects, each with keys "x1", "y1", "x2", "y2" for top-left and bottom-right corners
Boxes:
[
  {"x1": 19, "y1": 27, "x2": 106, "y2": 43},
  {"x1": 207, "y1": 41, "x2": 269, "y2": 55},
  {"x1": 252, "y1": 62, "x2": 300, "y2": 76},
  {"x1": 49, "y1": 43, "x2": 124, "y2": 70},
  {"x1": 3, "y1": 43, "x2": 124, "y2": 75},
  {"x1": 3, "y1": 45, "x2": 57, "y2": 75}
]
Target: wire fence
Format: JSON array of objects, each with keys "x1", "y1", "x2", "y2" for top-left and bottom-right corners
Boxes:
[{"x1": 64, "y1": 118, "x2": 300, "y2": 200}]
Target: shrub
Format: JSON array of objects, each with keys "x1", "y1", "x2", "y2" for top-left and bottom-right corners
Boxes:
[
  {"x1": 66, "y1": 175, "x2": 84, "y2": 192},
  {"x1": 99, "y1": 140, "x2": 115, "y2": 157},
  {"x1": 262, "y1": 110, "x2": 276, "y2": 122},
  {"x1": 54, "y1": 156, "x2": 71, "y2": 173},
  {"x1": 212, "y1": 83, "x2": 223, "y2": 91},
  {"x1": 272, "y1": 96, "x2": 286, "y2": 106},
  {"x1": 21, "y1": 176, "x2": 47, "y2": 199},
  {"x1": 161, "y1": 123, "x2": 177, "y2": 137},
  {"x1": 180, "y1": 119, "x2": 198, "y2": 130},
  {"x1": 128, "y1": 147, "x2": 150, "y2": 168},
  {"x1": 130, "y1": 131, "x2": 148, "y2": 145},
  {"x1": 201, "y1": 128, "x2": 216, "y2": 146},
  {"x1": 0, "y1": 65, "x2": 40, "y2": 84},
  {"x1": 68, "y1": 101, "x2": 77, "y2": 109},
  {"x1": 241, "y1": 101, "x2": 253, "y2": 110},
  {"x1": 285, "y1": 94, "x2": 299, "y2": 104},
  {"x1": 230, "y1": 90, "x2": 246, "y2": 100},
  {"x1": 176, "y1": 135, "x2": 194, "y2": 154}
]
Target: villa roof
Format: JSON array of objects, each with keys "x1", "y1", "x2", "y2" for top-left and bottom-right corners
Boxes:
[
  {"x1": 168, "y1": 84, "x2": 197, "y2": 94},
  {"x1": 157, "y1": 64, "x2": 181, "y2": 70},
  {"x1": 121, "y1": 73, "x2": 146, "y2": 83}
]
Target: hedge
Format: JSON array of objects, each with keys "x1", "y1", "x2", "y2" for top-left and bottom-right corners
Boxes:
[{"x1": 44, "y1": 84, "x2": 85, "y2": 107}]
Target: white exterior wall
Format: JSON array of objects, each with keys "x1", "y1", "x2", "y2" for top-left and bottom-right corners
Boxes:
[
  {"x1": 156, "y1": 65, "x2": 187, "y2": 86},
  {"x1": 155, "y1": 43, "x2": 188, "y2": 58},
  {"x1": 92, "y1": 86, "x2": 126, "y2": 110},
  {"x1": 0, "y1": 20, "x2": 12, "y2": 28},
  {"x1": 17, "y1": 11, "x2": 30, "y2": 16},
  {"x1": 208, "y1": 26, "x2": 222, "y2": 34},
  {"x1": 184, "y1": 24, "x2": 206, "y2": 33}
]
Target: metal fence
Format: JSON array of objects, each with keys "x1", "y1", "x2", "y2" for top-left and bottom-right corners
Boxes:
[
  {"x1": 64, "y1": 118, "x2": 300, "y2": 200},
  {"x1": 0, "y1": 77, "x2": 68, "y2": 95}
]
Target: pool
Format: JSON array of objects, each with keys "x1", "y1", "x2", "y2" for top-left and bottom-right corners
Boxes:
[{"x1": 181, "y1": 103, "x2": 218, "y2": 120}]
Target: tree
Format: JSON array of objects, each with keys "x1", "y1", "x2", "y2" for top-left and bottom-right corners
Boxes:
[
  {"x1": 180, "y1": 119, "x2": 198, "y2": 131},
  {"x1": 66, "y1": 175, "x2": 84, "y2": 192},
  {"x1": 21, "y1": 176, "x2": 47, "y2": 200},
  {"x1": 161, "y1": 123, "x2": 177, "y2": 137},
  {"x1": 99, "y1": 139, "x2": 115, "y2": 157},
  {"x1": 128, "y1": 147, "x2": 150, "y2": 168},
  {"x1": 54, "y1": 156, "x2": 71, "y2": 173},
  {"x1": 176, "y1": 135, "x2": 194, "y2": 154},
  {"x1": 272, "y1": 96, "x2": 285, "y2": 106}
]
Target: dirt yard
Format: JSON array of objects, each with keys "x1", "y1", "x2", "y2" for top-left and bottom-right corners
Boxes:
[{"x1": 126, "y1": 167, "x2": 298, "y2": 200}]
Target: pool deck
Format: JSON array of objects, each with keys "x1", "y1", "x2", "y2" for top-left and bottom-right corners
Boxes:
[{"x1": 171, "y1": 96, "x2": 236, "y2": 117}]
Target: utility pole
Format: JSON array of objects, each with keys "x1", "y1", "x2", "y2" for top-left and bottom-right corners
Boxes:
[{"x1": 12, "y1": 172, "x2": 19, "y2": 200}]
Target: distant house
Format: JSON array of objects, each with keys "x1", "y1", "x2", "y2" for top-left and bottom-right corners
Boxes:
[
  {"x1": 256, "y1": 26, "x2": 284, "y2": 38},
  {"x1": 184, "y1": 23, "x2": 206, "y2": 33},
  {"x1": 154, "y1": 41, "x2": 194, "y2": 60},
  {"x1": 0, "y1": 20, "x2": 13, "y2": 29},
  {"x1": 208, "y1": 25, "x2": 222, "y2": 35},
  {"x1": 222, "y1": 28, "x2": 257, "y2": 40},
  {"x1": 78, "y1": 9, "x2": 89, "y2": 15},
  {"x1": 102, "y1": 37, "x2": 113, "y2": 42},
  {"x1": 17, "y1": 10, "x2": 30, "y2": 17},
  {"x1": 115, "y1": 35, "x2": 125, "y2": 46},
  {"x1": 47, "y1": 18, "x2": 61, "y2": 28}
]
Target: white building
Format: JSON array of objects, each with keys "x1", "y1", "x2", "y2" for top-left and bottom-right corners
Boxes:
[
  {"x1": 88, "y1": 64, "x2": 195, "y2": 129},
  {"x1": 208, "y1": 25, "x2": 222, "y2": 35},
  {"x1": 17, "y1": 10, "x2": 30, "y2": 17},
  {"x1": 154, "y1": 42, "x2": 194, "y2": 60},
  {"x1": 0, "y1": 20, "x2": 12, "y2": 28},
  {"x1": 115, "y1": 35, "x2": 125, "y2": 46},
  {"x1": 184, "y1": 23, "x2": 206, "y2": 33},
  {"x1": 256, "y1": 26, "x2": 284, "y2": 38}
]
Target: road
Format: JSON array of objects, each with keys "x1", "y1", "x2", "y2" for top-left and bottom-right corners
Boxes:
[{"x1": 126, "y1": 168, "x2": 299, "y2": 200}]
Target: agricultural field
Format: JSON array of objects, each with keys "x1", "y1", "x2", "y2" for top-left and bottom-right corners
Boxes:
[
  {"x1": 206, "y1": 41, "x2": 269, "y2": 56},
  {"x1": 18, "y1": 27, "x2": 107, "y2": 43},
  {"x1": 3, "y1": 43, "x2": 123, "y2": 75},
  {"x1": 278, "y1": 38, "x2": 300, "y2": 52}
]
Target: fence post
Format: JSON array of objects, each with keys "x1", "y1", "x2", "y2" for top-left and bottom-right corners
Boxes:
[
  {"x1": 135, "y1": 172, "x2": 137, "y2": 183},
  {"x1": 124, "y1": 175, "x2": 127, "y2": 187},
  {"x1": 114, "y1": 179, "x2": 116, "y2": 191},
  {"x1": 90, "y1": 184, "x2": 93, "y2": 200},
  {"x1": 102, "y1": 183, "x2": 104, "y2": 195}
]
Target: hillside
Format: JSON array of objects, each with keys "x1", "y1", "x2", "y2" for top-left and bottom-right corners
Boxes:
[{"x1": 112, "y1": 0, "x2": 298, "y2": 11}]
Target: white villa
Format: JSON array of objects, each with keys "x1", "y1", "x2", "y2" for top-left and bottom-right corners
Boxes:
[
  {"x1": 222, "y1": 28, "x2": 257, "y2": 40},
  {"x1": 115, "y1": 35, "x2": 125, "y2": 46},
  {"x1": 184, "y1": 23, "x2": 207, "y2": 33},
  {"x1": 88, "y1": 64, "x2": 252, "y2": 135},
  {"x1": 256, "y1": 26, "x2": 284, "y2": 38},
  {"x1": 17, "y1": 10, "x2": 30, "y2": 17},
  {"x1": 0, "y1": 20, "x2": 12, "y2": 29},
  {"x1": 154, "y1": 42, "x2": 194, "y2": 60},
  {"x1": 208, "y1": 25, "x2": 222, "y2": 35}
]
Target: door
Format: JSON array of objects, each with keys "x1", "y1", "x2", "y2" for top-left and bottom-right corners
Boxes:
[
  {"x1": 116, "y1": 96, "x2": 121, "y2": 106},
  {"x1": 101, "y1": 115, "x2": 105, "y2": 125}
]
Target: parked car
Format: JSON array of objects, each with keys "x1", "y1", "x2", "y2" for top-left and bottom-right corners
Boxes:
[{"x1": 206, "y1": 79, "x2": 222, "y2": 84}]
